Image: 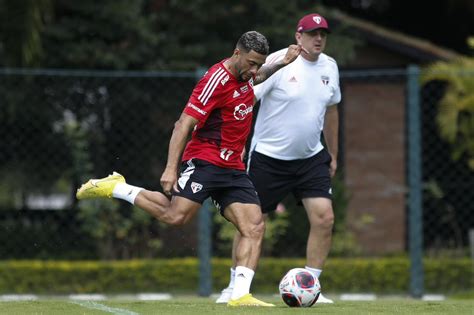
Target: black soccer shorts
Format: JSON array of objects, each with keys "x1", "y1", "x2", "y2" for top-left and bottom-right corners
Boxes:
[
  {"x1": 173, "y1": 159, "x2": 260, "y2": 214},
  {"x1": 247, "y1": 149, "x2": 332, "y2": 213}
]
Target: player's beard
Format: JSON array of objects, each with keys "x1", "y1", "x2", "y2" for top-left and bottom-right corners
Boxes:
[
  {"x1": 237, "y1": 71, "x2": 250, "y2": 82},
  {"x1": 235, "y1": 64, "x2": 250, "y2": 82}
]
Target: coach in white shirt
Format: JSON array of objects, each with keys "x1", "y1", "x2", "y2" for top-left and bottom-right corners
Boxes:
[{"x1": 216, "y1": 13, "x2": 341, "y2": 304}]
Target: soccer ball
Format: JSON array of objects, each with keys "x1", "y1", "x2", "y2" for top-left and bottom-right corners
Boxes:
[{"x1": 279, "y1": 268, "x2": 321, "y2": 307}]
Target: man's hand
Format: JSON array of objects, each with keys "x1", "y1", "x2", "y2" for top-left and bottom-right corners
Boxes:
[
  {"x1": 160, "y1": 167, "x2": 179, "y2": 196},
  {"x1": 254, "y1": 44, "x2": 309, "y2": 85},
  {"x1": 282, "y1": 44, "x2": 309, "y2": 65}
]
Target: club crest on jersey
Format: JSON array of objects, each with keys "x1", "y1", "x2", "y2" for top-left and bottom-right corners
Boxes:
[
  {"x1": 191, "y1": 182, "x2": 203, "y2": 193},
  {"x1": 248, "y1": 78, "x2": 254, "y2": 87},
  {"x1": 234, "y1": 103, "x2": 253, "y2": 120},
  {"x1": 321, "y1": 75, "x2": 329, "y2": 85},
  {"x1": 221, "y1": 75, "x2": 230, "y2": 86}
]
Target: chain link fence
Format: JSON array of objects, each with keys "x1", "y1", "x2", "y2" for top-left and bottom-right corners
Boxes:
[
  {"x1": 421, "y1": 77, "x2": 473, "y2": 256},
  {"x1": 0, "y1": 67, "x2": 472, "y2": 261}
]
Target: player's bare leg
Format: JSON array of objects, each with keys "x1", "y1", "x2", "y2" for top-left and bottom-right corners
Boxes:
[
  {"x1": 224, "y1": 203, "x2": 264, "y2": 271},
  {"x1": 216, "y1": 212, "x2": 271, "y2": 304},
  {"x1": 303, "y1": 197, "x2": 334, "y2": 268},
  {"x1": 224, "y1": 203, "x2": 274, "y2": 306},
  {"x1": 134, "y1": 192, "x2": 200, "y2": 226},
  {"x1": 76, "y1": 172, "x2": 201, "y2": 226},
  {"x1": 303, "y1": 197, "x2": 335, "y2": 303}
]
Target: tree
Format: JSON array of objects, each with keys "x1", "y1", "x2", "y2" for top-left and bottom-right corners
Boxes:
[
  {"x1": 421, "y1": 57, "x2": 474, "y2": 169},
  {"x1": 0, "y1": 0, "x2": 52, "y2": 67},
  {"x1": 150, "y1": 1, "x2": 361, "y2": 69}
]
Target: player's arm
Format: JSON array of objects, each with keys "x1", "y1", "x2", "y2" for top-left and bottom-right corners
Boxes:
[
  {"x1": 254, "y1": 44, "x2": 307, "y2": 85},
  {"x1": 323, "y1": 104, "x2": 339, "y2": 178},
  {"x1": 161, "y1": 113, "x2": 198, "y2": 195}
]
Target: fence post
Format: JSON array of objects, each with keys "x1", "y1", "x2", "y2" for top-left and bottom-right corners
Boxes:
[
  {"x1": 407, "y1": 65, "x2": 424, "y2": 298},
  {"x1": 195, "y1": 66, "x2": 212, "y2": 297},
  {"x1": 198, "y1": 198, "x2": 212, "y2": 296}
]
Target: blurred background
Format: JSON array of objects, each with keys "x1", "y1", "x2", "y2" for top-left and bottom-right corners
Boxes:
[{"x1": 0, "y1": 0, "x2": 472, "y2": 298}]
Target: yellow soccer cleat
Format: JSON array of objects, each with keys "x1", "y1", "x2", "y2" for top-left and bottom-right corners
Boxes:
[
  {"x1": 227, "y1": 294, "x2": 275, "y2": 307},
  {"x1": 76, "y1": 172, "x2": 125, "y2": 200}
]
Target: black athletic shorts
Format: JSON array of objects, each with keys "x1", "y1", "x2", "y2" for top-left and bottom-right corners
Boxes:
[
  {"x1": 173, "y1": 159, "x2": 260, "y2": 214},
  {"x1": 247, "y1": 149, "x2": 332, "y2": 213}
]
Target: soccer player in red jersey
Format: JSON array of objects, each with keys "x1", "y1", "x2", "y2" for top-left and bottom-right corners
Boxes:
[{"x1": 77, "y1": 31, "x2": 305, "y2": 306}]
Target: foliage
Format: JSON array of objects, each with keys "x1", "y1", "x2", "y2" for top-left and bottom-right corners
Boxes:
[
  {"x1": 0, "y1": 0, "x2": 52, "y2": 67},
  {"x1": 41, "y1": 0, "x2": 159, "y2": 69},
  {"x1": 420, "y1": 57, "x2": 474, "y2": 169},
  {"x1": 152, "y1": 1, "x2": 361, "y2": 69},
  {"x1": 0, "y1": 257, "x2": 471, "y2": 294}
]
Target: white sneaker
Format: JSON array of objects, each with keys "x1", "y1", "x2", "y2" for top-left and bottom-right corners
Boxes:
[
  {"x1": 215, "y1": 287, "x2": 233, "y2": 304},
  {"x1": 316, "y1": 292, "x2": 334, "y2": 304}
]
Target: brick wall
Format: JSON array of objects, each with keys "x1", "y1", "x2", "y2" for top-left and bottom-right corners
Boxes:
[{"x1": 343, "y1": 82, "x2": 407, "y2": 254}]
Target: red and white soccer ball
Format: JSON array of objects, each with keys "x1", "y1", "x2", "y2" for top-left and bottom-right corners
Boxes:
[{"x1": 279, "y1": 268, "x2": 321, "y2": 307}]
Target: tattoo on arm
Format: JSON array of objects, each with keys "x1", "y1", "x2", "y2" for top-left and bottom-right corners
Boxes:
[{"x1": 254, "y1": 62, "x2": 285, "y2": 85}]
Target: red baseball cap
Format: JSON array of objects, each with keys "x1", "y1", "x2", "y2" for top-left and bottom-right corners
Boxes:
[{"x1": 296, "y1": 13, "x2": 330, "y2": 33}]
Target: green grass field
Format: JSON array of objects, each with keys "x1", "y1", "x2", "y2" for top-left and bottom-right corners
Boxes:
[{"x1": 1, "y1": 296, "x2": 473, "y2": 315}]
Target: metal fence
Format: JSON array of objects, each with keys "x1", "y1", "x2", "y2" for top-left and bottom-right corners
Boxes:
[{"x1": 0, "y1": 67, "x2": 472, "y2": 267}]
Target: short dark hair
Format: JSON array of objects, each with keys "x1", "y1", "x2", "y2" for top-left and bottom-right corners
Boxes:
[{"x1": 236, "y1": 31, "x2": 269, "y2": 55}]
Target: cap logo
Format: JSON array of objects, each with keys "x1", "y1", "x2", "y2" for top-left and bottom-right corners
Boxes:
[{"x1": 313, "y1": 16, "x2": 322, "y2": 24}]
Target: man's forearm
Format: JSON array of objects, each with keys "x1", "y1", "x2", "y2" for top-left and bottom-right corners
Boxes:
[
  {"x1": 254, "y1": 44, "x2": 305, "y2": 85},
  {"x1": 254, "y1": 61, "x2": 287, "y2": 85},
  {"x1": 166, "y1": 116, "x2": 193, "y2": 171},
  {"x1": 323, "y1": 106, "x2": 339, "y2": 159}
]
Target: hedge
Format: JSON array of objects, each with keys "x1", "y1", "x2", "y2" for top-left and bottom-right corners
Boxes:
[{"x1": 0, "y1": 257, "x2": 471, "y2": 294}]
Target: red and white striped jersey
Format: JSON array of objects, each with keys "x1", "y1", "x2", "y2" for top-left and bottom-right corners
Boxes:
[{"x1": 182, "y1": 60, "x2": 255, "y2": 170}]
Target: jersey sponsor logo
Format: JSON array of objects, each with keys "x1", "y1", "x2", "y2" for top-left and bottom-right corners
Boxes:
[
  {"x1": 232, "y1": 90, "x2": 241, "y2": 98},
  {"x1": 191, "y1": 182, "x2": 203, "y2": 193},
  {"x1": 321, "y1": 75, "x2": 329, "y2": 85},
  {"x1": 187, "y1": 102, "x2": 207, "y2": 116},
  {"x1": 221, "y1": 74, "x2": 230, "y2": 85},
  {"x1": 234, "y1": 103, "x2": 253, "y2": 120},
  {"x1": 198, "y1": 67, "x2": 227, "y2": 105},
  {"x1": 289, "y1": 76, "x2": 297, "y2": 82}
]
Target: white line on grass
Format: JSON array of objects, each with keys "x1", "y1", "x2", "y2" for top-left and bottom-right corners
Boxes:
[
  {"x1": 69, "y1": 294, "x2": 106, "y2": 300},
  {"x1": 340, "y1": 293, "x2": 377, "y2": 301},
  {"x1": 137, "y1": 293, "x2": 172, "y2": 301},
  {"x1": 0, "y1": 294, "x2": 38, "y2": 301},
  {"x1": 71, "y1": 300, "x2": 139, "y2": 315}
]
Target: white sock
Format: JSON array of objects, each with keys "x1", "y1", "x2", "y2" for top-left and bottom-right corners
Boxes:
[
  {"x1": 305, "y1": 266, "x2": 322, "y2": 279},
  {"x1": 112, "y1": 183, "x2": 143, "y2": 204},
  {"x1": 230, "y1": 266, "x2": 254, "y2": 300},
  {"x1": 227, "y1": 267, "x2": 236, "y2": 289}
]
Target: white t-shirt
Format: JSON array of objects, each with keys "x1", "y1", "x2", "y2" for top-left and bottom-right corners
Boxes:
[{"x1": 251, "y1": 48, "x2": 341, "y2": 160}]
